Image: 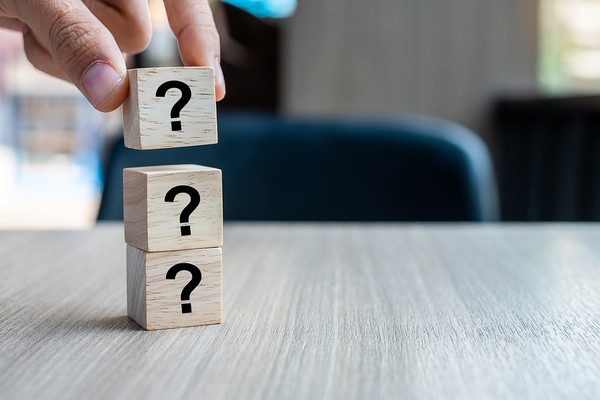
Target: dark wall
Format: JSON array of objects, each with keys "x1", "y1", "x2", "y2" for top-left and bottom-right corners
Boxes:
[{"x1": 493, "y1": 96, "x2": 600, "y2": 221}]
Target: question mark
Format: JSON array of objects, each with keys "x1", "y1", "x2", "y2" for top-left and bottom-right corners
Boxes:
[
  {"x1": 166, "y1": 263, "x2": 202, "y2": 314},
  {"x1": 155, "y1": 80, "x2": 192, "y2": 131},
  {"x1": 164, "y1": 185, "x2": 201, "y2": 236}
]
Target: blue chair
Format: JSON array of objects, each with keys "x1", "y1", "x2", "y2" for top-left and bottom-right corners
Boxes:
[{"x1": 98, "y1": 112, "x2": 498, "y2": 221}]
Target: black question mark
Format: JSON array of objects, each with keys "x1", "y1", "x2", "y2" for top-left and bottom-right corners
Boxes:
[
  {"x1": 155, "y1": 80, "x2": 192, "y2": 131},
  {"x1": 164, "y1": 185, "x2": 200, "y2": 236},
  {"x1": 166, "y1": 263, "x2": 202, "y2": 314}
]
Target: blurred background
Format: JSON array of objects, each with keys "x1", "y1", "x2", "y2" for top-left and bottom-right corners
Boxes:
[{"x1": 1, "y1": 0, "x2": 600, "y2": 228}]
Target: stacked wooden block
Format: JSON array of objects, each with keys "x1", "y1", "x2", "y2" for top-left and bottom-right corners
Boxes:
[{"x1": 122, "y1": 67, "x2": 222, "y2": 330}]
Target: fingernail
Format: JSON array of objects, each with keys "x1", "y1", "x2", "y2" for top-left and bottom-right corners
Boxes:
[
  {"x1": 214, "y1": 57, "x2": 226, "y2": 97},
  {"x1": 82, "y1": 61, "x2": 124, "y2": 106}
]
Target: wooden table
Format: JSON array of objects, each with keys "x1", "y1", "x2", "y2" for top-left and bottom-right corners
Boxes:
[{"x1": 1, "y1": 223, "x2": 599, "y2": 399}]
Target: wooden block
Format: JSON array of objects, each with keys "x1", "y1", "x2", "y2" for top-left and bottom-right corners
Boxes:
[
  {"x1": 127, "y1": 245, "x2": 222, "y2": 330},
  {"x1": 124, "y1": 164, "x2": 222, "y2": 252},
  {"x1": 123, "y1": 67, "x2": 217, "y2": 150}
]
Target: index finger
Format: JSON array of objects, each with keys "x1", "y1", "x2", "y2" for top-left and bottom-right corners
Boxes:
[
  {"x1": 0, "y1": 16, "x2": 22, "y2": 31},
  {"x1": 163, "y1": 0, "x2": 225, "y2": 101}
]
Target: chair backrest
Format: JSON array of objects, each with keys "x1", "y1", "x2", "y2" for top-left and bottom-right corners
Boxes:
[{"x1": 98, "y1": 112, "x2": 498, "y2": 221}]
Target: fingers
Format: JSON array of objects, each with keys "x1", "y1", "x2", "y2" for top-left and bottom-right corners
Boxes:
[
  {"x1": 22, "y1": 28, "x2": 69, "y2": 80},
  {"x1": 163, "y1": 0, "x2": 226, "y2": 101},
  {"x1": 0, "y1": 16, "x2": 22, "y2": 31},
  {"x1": 83, "y1": 0, "x2": 152, "y2": 54},
  {"x1": 12, "y1": 0, "x2": 128, "y2": 111}
]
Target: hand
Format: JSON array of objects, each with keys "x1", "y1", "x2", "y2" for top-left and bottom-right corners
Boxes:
[{"x1": 0, "y1": 0, "x2": 225, "y2": 112}]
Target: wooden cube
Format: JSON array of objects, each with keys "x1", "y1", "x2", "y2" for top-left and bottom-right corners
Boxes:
[
  {"x1": 124, "y1": 165, "x2": 222, "y2": 252},
  {"x1": 123, "y1": 67, "x2": 217, "y2": 150},
  {"x1": 127, "y1": 245, "x2": 222, "y2": 330}
]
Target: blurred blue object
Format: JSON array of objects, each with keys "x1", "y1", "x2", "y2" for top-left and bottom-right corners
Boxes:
[
  {"x1": 221, "y1": 0, "x2": 296, "y2": 18},
  {"x1": 98, "y1": 112, "x2": 498, "y2": 222}
]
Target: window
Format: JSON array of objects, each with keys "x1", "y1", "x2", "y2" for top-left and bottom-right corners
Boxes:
[{"x1": 540, "y1": 0, "x2": 600, "y2": 94}]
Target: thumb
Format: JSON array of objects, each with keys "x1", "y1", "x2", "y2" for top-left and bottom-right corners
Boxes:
[{"x1": 15, "y1": 0, "x2": 128, "y2": 111}]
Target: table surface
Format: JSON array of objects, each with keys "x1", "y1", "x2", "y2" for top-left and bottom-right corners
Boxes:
[{"x1": 1, "y1": 223, "x2": 599, "y2": 400}]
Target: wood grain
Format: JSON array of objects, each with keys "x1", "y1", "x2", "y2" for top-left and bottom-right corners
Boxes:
[
  {"x1": 123, "y1": 67, "x2": 217, "y2": 150},
  {"x1": 123, "y1": 165, "x2": 223, "y2": 252},
  {"x1": 0, "y1": 223, "x2": 599, "y2": 399},
  {"x1": 127, "y1": 245, "x2": 222, "y2": 330}
]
